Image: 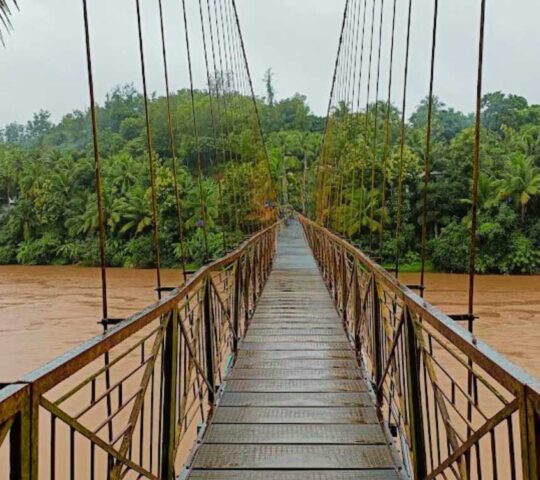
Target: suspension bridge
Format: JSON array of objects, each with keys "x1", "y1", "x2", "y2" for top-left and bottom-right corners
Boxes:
[{"x1": 1, "y1": 0, "x2": 540, "y2": 479}]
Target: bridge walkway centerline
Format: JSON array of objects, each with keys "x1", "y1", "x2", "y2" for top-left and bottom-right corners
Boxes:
[{"x1": 183, "y1": 220, "x2": 403, "y2": 479}]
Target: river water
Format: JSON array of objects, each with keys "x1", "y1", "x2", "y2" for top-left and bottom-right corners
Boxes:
[{"x1": 0, "y1": 266, "x2": 538, "y2": 380}]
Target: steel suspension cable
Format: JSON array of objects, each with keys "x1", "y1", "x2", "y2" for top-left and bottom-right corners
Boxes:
[
  {"x1": 348, "y1": 0, "x2": 362, "y2": 108},
  {"x1": 351, "y1": 0, "x2": 368, "y2": 231},
  {"x1": 222, "y1": 0, "x2": 252, "y2": 234},
  {"x1": 315, "y1": 0, "x2": 350, "y2": 223},
  {"x1": 369, "y1": 0, "x2": 385, "y2": 252},
  {"x1": 347, "y1": 0, "x2": 369, "y2": 230},
  {"x1": 181, "y1": 0, "x2": 210, "y2": 262},
  {"x1": 81, "y1": 0, "x2": 114, "y2": 453},
  {"x1": 359, "y1": 0, "x2": 377, "y2": 237},
  {"x1": 378, "y1": 0, "x2": 397, "y2": 258},
  {"x1": 157, "y1": 0, "x2": 187, "y2": 281},
  {"x1": 212, "y1": 0, "x2": 240, "y2": 233},
  {"x1": 206, "y1": 2, "x2": 236, "y2": 243},
  {"x1": 135, "y1": 0, "x2": 162, "y2": 295},
  {"x1": 232, "y1": 0, "x2": 278, "y2": 209},
  {"x1": 81, "y1": 0, "x2": 108, "y2": 325},
  {"x1": 334, "y1": 0, "x2": 357, "y2": 230},
  {"x1": 419, "y1": 0, "x2": 439, "y2": 296},
  {"x1": 197, "y1": 0, "x2": 228, "y2": 250},
  {"x1": 394, "y1": 0, "x2": 414, "y2": 278},
  {"x1": 345, "y1": 0, "x2": 364, "y2": 230},
  {"x1": 337, "y1": 0, "x2": 354, "y2": 106},
  {"x1": 469, "y1": 0, "x2": 488, "y2": 325}
]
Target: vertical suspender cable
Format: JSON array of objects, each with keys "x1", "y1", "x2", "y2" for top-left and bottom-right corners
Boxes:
[
  {"x1": 157, "y1": 0, "x2": 188, "y2": 281},
  {"x1": 360, "y1": 0, "x2": 376, "y2": 237},
  {"x1": 316, "y1": 0, "x2": 350, "y2": 224},
  {"x1": 231, "y1": 0, "x2": 277, "y2": 209},
  {"x1": 181, "y1": 0, "x2": 210, "y2": 262},
  {"x1": 135, "y1": 0, "x2": 162, "y2": 295},
  {"x1": 224, "y1": 0, "x2": 253, "y2": 232},
  {"x1": 81, "y1": 0, "x2": 114, "y2": 455},
  {"x1": 334, "y1": 0, "x2": 356, "y2": 231},
  {"x1": 346, "y1": 0, "x2": 363, "y2": 230},
  {"x1": 369, "y1": 0, "x2": 385, "y2": 251},
  {"x1": 348, "y1": 0, "x2": 368, "y2": 230},
  {"x1": 212, "y1": 0, "x2": 240, "y2": 233},
  {"x1": 420, "y1": 0, "x2": 439, "y2": 297},
  {"x1": 206, "y1": 0, "x2": 234, "y2": 241},
  {"x1": 394, "y1": 0, "x2": 414, "y2": 278},
  {"x1": 379, "y1": 0, "x2": 397, "y2": 258},
  {"x1": 198, "y1": 0, "x2": 228, "y2": 250},
  {"x1": 469, "y1": 0, "x2": 488, "y2": 326},
  {"x1": 81, "y1": 0, "x2": 108, "y2": 325}
]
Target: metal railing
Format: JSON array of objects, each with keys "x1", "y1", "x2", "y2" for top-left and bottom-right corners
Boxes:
[
  {"x1": 300, "y1": 215, "x2": 540, "y2": 480},
  {"x1": 0, "y1": 221, "x2": 280, "y2": 479}
]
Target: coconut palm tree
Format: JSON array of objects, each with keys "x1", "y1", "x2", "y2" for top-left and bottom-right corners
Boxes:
[
  {"x1": 0, "y1": 1, "x2": 18, "y2": 45},
  {"x1": 497, "y1": 153, "x2": 540, "y2": 219}
]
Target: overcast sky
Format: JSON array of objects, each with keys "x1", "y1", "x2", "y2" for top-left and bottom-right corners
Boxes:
[{"x1": 1, "y1": 0, "x2": 539, "y2": 126}]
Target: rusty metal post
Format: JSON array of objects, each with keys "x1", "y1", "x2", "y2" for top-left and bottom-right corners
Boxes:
[
  {"x1": 243, "y1": 254, "x2": 251, "y2": 326},
  {"x1": 371, "y1": 275, "x2": 383, "y2": 408},
  {"x1": 232, "y1": 258, "x2": 242, "y2": 353},
  {"x1": 160, "y1": 308, "x2": 178, "y2": 479},
  {"x1": 203, "y1": 278, "x2": 216, "y2": 406},
  {"x1": 404, "y1": 307, "x2": 427, "y2": 479},
  {"x1": 520, "y1": 386, "x2": 540, "y2": 480},
  {"x1": 340, "y1": 247, "x2": 348, "y2": 320},
  {"x1": 9, "y1": 388, "x2": 32, "y2": 480},
  {"x1": 350, "y1": 264, "x2": 360, "y2": 350}
]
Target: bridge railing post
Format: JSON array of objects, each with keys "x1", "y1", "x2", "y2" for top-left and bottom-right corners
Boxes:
[
  {"x1": 160, "y1": 308, "x2": 178, "y2": 479},
  {"x1": 243, "y1": 252, "x2": 251, "y2": 327},
  {"x1": 404, "y1": 306, "x2": 427, "y2": 479},
  {"x1": 8, "y1": 385, "x2": 34, "y2": 480},
  {"x1": 232, "y1": 258, "x2": 242, "y2": 354},
  {"x1": 371, "y1": 274, "x2": 383, "y2": 409},
  {"x1": 520, "y1": 386, "x2": 540, "y2": 480},
  {"x1": 203, "y1": 277, "x2": 216, "y2": 407},
  {"x1": 340, "y1": 248, "x2": 348, "y2": 320}
]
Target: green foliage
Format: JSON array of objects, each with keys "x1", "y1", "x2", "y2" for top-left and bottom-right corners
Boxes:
[
  {"x1": 1, "y1": 80, "x2": 540, "y2": 274},
  {"x1": 429, "y1": 223, "x2": 470, "y2": 273},
  {"x1": 16, "y1": 233, "x2": 61, "y2": 265},
  {"x1": 502, "y1": 234, "x2": 540, "y2": 274}
]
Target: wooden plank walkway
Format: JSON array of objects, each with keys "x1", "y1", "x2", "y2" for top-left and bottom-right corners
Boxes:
[{"x1": 185, "y1": 221, "x2": 402, "y2": 479}]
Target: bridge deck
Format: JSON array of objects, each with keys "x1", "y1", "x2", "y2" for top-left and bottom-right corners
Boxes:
[{"x1": 185, "y1": 221, "x2": 402, "y2": 479}]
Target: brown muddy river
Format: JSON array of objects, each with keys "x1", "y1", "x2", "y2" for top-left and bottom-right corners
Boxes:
[{"x1": 0, "y1": 266, "x2": 538, "y2": 380}]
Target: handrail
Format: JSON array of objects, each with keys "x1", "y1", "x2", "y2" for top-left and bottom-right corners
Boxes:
[
  {"x1": 299, "y1": 214, "x2": 540, "y2": 480},
  {"x1": 0, "y1": 220, "x2": 281, "y2": 479}
]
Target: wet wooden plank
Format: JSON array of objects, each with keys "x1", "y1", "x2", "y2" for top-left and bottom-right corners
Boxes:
[
  {"x1": 243, "y1": 335, "x2": 348, "y2": 343},
  {"x1": 236, "y1": 350, "x2": 356, "y2": 361},
  {"x1": 212, "y1": 406, "x2": 378, "y2": 424},
  {"x1": 241, "y1": 342, "x2": 350, "y2": 351},
  {"x1": 227, "y1": 368, "x2": 361, "y2": 380},
  {"x1": 204, "y1": 424, "x2": 387, "y2": 444},
  {"x1": 192, "y1": 444, "x2": 395, "y2": 469},
  {"x1": 187, "y1": 472, "x2": 400, "y2": 480},
  {"x1": 232, "y1": 359, "x2": 359, "y2": 369},
  {"x1": 225, "y1": 379, "x2": 367, "y2": 393},
  {"x1": 248, "y1": 325, "x2": 342, "y2": 332},
  {"x1": 219, "y1": 392, "x2": 373, "y2": 407}
]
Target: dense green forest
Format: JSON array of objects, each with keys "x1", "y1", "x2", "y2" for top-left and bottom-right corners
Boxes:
[{"x1": 1, "y1": 84, "x2": 539, "y2": 273}]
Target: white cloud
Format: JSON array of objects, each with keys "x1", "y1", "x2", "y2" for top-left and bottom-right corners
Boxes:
[{"x1": 1, "y1": 0, "x2": 539, "y2": 125}]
